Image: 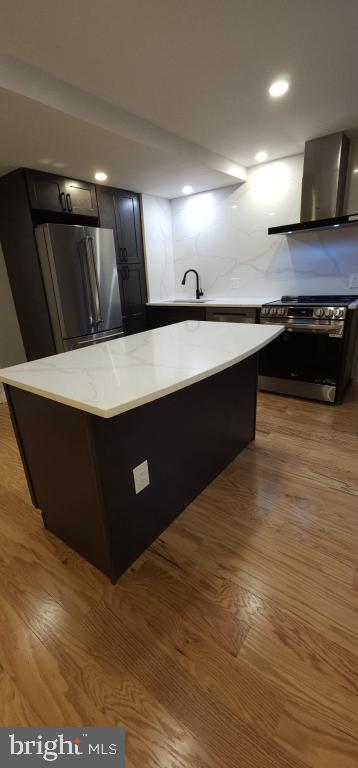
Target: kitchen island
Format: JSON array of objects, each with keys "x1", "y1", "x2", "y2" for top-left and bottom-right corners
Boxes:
[{"x1": 0, "y1": 321, "x2": 282, "y2": 581}]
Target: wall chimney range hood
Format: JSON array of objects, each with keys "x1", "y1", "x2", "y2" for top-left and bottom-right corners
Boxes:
[{"x1": 268, "y1": 132, "x2": 358, "y2": 234}]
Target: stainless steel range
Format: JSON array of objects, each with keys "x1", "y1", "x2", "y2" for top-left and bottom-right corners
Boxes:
[{"x1": 259, "y1": 295, "x2": 358, "y2": 403}]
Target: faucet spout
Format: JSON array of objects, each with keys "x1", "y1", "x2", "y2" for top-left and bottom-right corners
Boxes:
[{"x1": 181, "y1": 269, "x2": 204, "y2": 300}]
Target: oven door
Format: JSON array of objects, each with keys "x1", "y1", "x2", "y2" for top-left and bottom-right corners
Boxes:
[{"x1": 258, "y1": 323, "x2": 342, "y2": 402}]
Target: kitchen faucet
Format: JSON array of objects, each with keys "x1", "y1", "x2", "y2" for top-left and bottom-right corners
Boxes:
[{"x1": 181, "y1": 269, "x2": 204, "y2": 300}]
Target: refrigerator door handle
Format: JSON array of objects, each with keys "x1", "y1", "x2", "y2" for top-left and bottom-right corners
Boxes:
[{"x1": 84, "y1": 236, "x2": 103, "y2": 326}]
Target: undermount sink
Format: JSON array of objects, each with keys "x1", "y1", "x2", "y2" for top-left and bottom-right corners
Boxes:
[{"x1": 169, "y1": 299, "x2": 215, "y2": 304}]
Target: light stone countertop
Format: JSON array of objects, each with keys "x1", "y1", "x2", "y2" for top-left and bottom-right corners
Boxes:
[
  {"x1": 0, "y1": 321, "x2": 283, "y2": 419},
  {"x1": 147, "y1": 297, "x2": 278, "y2": 309},
  {"x1": 148, "y1": 297, "x2": 358, "y2": 309}
]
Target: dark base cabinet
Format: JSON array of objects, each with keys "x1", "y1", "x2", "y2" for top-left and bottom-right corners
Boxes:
[
  {"x1": 147, "y1": 306, "x2": 207, "y2": 328},
  {"x1": 146, "y1": 305, "x2": 259, "y2": 329},
  {"x1": 5, "y1": 353, "x2": 258, "y2": 582},
  {"x1": 119, "y1": 264, "x2": 147, "y2": 336}
]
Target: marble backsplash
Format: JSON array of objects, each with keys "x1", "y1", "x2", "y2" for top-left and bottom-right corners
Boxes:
[
  {"x1": 170, "y1": 154, "x2": 358, "y2": 300},
  {"x1": 141, "y1": 194, "x2": 175, "y2": 301}
]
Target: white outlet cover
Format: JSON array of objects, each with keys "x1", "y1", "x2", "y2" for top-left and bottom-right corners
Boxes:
[
  {"x1": 133, "y1": 460, "x2": 150, "y2": 494},
  {"x1": 348, "y1": 273, "x2": 358, "y2": 289},
  {"x1": 231, "y1": 277, "x2": 241, "y2": 291}
]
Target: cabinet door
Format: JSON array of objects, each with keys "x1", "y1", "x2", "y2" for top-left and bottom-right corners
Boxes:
[
  {"x1": 62, "y1": 179, "x2": 98, "y2": 217},
  {"x1": 96, "y1": 187, "x2": 120, "y2": 256},
  {"x1": 119, "y1": 264, "x2": 147, "y2": 335},
  {"x1": 123, "y1": 315, "x2": 147, "y2": 335},
  {"x1": 26, "y1": 170, "x2": 98, "y2": 217},
  {"x1": 115, "y1": 192, "x2": 143, "y2": 264},
  {"x1": 119, "y1": 264, "x2": 147, "y2": 316},
  {"x1": 97, "y1": 186, "x2": 148, "y2": 335},
  {"x1": 147, "y1": 307, "x2": 206, "y2": 329},
  {"x1": 26, "y1": 170, "x2": 66, "y2": 213}
]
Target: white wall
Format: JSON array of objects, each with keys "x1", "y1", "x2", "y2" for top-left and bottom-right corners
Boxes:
[
  {"x1": 0, "y1": 243, "x2": 26, "y2": 401},
  {"x1": 141, "y1": 194, "x2": 175, "y2": 301},
  {"x1": 170, "y1": 155, "x2": 358, "y2": 300}
]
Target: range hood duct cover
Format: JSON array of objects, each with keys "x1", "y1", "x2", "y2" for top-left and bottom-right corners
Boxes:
[{"x1": 300, "y1": 132, "x2": 349, "y2": 222}]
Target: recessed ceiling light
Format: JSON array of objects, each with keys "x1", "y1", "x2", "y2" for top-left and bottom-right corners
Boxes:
[
  {"x1": 53, "y1": 162, "x2": 66, "y2": 168},
  {"x1": 182, "y1": 185, "x2": 193, "y2": 195},
  {"x1": 255, "y1": 151, "x2": 268, "y2": 163},
  {"x1": 354, "y1": 168, "x2": 358, "y2": 174},
  {"x1": 269, "y1": 80, "x2": 289, "y2": 98},
  {"x1": 95, "y1": 171, "x2": 108, "y2": 181},
  {"x1": 231, "y1": 204, "x2": 238, "y2": 209}
]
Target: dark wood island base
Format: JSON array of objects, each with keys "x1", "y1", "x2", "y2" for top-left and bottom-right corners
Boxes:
[{"x1": 5, "y1": 354, "x2": 258, "y2": 582}]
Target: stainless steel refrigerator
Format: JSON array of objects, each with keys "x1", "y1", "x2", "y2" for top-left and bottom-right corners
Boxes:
[{"x1": 36, "y1": 223, "x2": 123, "y2": 352}]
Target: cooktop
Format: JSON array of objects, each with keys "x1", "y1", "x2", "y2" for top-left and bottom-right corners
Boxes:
[{"x1": 266, "y1": 295, "x2": 358, "y2": 307}]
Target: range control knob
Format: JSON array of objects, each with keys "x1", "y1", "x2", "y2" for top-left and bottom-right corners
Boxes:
[
  {"x1": 324, "y1": 308, "x2": 333, "y2": 318},
  {"x1": 333, "y1": 307, "x2": 344, "y2": 319},
  {"x1": 314, "y1": 308, "x2": 324, "y2": 317},
  {"x1": 270, "y1": 307, "x2": 277, "y2": 315},
  {"x1": 261, "y1": 307, "x2": 268, "y2": 315}
]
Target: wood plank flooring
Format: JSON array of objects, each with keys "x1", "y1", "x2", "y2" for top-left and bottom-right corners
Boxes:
[{"x1": 0, "y1": 386, "x2": 358, "y2": 767}]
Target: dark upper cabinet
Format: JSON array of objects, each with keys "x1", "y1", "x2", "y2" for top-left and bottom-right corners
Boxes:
[
  {"x1": 97, "y1": 186, "x2": 144, "y2": 263},
  {"x1": 115, "y1": 194, "x2": 143, "y2": 263},
  {"x1": 97, "y1": 186, "x2": 147, "y2": 335},
  {"x1": 26, "y1": 170, "x2": 98, "y2": 217},
  {"x1": 26, "y1": 170, "x2": 65, "y2": 213},
  {"x1": 62, "y1": 178, "x2": 98, "y2": 217}
]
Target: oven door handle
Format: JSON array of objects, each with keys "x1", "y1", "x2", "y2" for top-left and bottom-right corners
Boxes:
[
  {"x1": 261, "y1": 320, "x2": 343, "y2": 336},
  {"x1": 285, "y1": 323, "x2": 342, "y2": 335}
]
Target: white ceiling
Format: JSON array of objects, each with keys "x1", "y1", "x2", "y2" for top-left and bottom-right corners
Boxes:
[
  {"x1": 0, "y1": 88, "x2": 242, "y2": 198},
  {"x1": 1, "y1": 0, "x2": 358, "y2": 197}
]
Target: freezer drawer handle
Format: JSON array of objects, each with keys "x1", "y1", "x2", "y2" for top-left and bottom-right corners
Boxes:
[{"x1": 84, "y1": 236, "x2": 103, "y2": 327}]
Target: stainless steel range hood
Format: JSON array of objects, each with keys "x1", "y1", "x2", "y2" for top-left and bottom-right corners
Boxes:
[{"x1": 268, "y1": 131, "x2": 358, "y2": 235}]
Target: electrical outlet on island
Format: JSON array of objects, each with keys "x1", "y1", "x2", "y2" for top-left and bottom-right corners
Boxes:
[{"x1": 133, "y1": 460, "x2": 150, "y2": 494}]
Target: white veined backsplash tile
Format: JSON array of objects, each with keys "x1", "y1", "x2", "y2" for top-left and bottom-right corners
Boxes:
[
  {"x1": 141, "y1": 194, "x2": 175, "y2": 300},
  {"x1": 170, "y1": 154, "x2": 358, "y2": 299}
]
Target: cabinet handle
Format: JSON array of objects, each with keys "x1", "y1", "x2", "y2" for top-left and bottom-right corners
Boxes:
[
  {"x1": 119, "y1": 247, "x2": 124, "y2": 261},
  {"x1": 66, "y1": 193, "x2": 73, "y2": 212},
  {"x1": 122, "y1": 266, "x2": 129, "y2": 280},
  {"x1": 123, "y1": 247, "x2": 128, "y2": 262},
  {"x1": 59, "y1": 192, "x2": 66, "y2": 211}
]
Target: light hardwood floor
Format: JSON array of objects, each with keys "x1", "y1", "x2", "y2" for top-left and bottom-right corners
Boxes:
[{"x1": 0, "y1": 386, "x2": 358, "y2": 768}]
